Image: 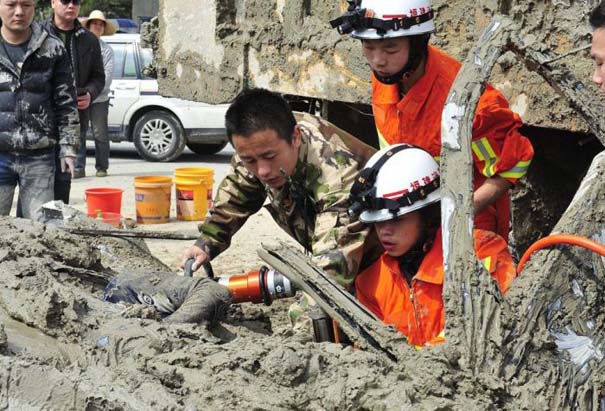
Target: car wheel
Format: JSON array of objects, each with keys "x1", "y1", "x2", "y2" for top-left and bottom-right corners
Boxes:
[
  {"x1": 186, "y1": 142, "x2": 228, "y2": 156},
  {"x1": 132, "y1": 111, "x2": 186, "y2": 162}
]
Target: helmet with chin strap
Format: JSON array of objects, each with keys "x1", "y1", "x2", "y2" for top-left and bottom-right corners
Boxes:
[
  {"x1": 330, "y1": 0, "x2": 435, "y2": 84},
  {"x1": 348, "y1": 144, "x2": 440, "y2": 224}
]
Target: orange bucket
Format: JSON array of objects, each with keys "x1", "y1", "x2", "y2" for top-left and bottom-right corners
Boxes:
[
  {"x1": 85, "y1": 188, "x2": 123, "y2": 215},
  {"x1": 174, "y1": 167, "x2": 214, "y2": 221},
  {"x1": 134, "y1": 176, "x2": 172, "y2": 224},
  {"x1": 88, "y1": 211, "x2": 122, "y2": 228}
]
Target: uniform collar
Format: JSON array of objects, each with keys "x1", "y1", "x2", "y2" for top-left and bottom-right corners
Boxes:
[
  {"x1": 414, "y1": 229, "x2": 444, "y2": 285},
  {"x1": 398, "y1": 45, "x2": 440, "y2": 106},
  {"x1": 371, "y1": 71, "x2": 400, "y2": 105}
]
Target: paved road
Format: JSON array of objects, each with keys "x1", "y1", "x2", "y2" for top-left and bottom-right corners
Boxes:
[
  {"x1": 12, "y1": 141, "x2": 294, "y2": 272},
  {"x1": 7, "y1": 142, "x2": 237, "y2": 269},
  {"x1": 78, "y1": 142, "x2": 238, "y2": 265},
  {"x1": 69, "y1": 142, "x2": 293, "y2": 272}
]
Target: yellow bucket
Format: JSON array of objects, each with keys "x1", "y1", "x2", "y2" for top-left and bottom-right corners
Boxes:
[
  {"x1": 134, "y1": 176, "x2": 172, "y2": 224},
  {"x1": 174, "y1": 167, "x2": 214, "y2": 221}
]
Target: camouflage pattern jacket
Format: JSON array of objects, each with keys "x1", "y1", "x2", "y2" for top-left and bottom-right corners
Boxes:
[
  {"x1": 0, "y1": 22, "x2": 79, "y2": 158},
  {"x1": 195, "y1": 114, "x2": 379, "y2": 288}
]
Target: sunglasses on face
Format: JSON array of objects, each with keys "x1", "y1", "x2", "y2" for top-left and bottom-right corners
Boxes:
[{"x1": 59, "y1": 0, "x2": 81, "y2": 5}]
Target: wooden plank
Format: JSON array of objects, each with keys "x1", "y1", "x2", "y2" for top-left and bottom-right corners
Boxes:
[
  {"x1": 61, "y1": 228, "x2": 200, "y2": 241},
  {"x1": 258, "y1": 242, "x2": 408, "y2": 362}
]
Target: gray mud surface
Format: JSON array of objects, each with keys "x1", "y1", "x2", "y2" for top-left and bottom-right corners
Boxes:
[
  {"x1": 1, "y1": 159, "x2": 605, "y2": 411},
  {"x1": 0, "y1": 216, "x2": 479, "y2": 410}
]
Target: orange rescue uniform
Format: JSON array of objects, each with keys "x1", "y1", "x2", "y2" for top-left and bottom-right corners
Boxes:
[
  {"x1": 355, "y1": 229, "x2": 516, "y2": 347},
  {"x1": 371, "y1": 45, "x2": 534, "y2": 239}
]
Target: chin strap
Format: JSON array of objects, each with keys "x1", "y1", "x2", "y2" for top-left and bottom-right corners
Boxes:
[
  {"x1": 373, "y1": 66, "x2": 410, "y2": 85},
  {"x1": 348, "y1": 143, "x2": 440, "y2": 218},
  {"x1": 348, "y1": 144, "x2": 414, "y2": 217},
  {"x1": 373, "y1": 34, "x2": 431, "y2": 85}
]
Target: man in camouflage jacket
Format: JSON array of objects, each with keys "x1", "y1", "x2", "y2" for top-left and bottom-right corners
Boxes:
[
  {"x1": 182, "y1": 88, "x2": 380, "y2": 289},
  {"x1": 0, "y1": 0, "x2": 79, "y2": 220},
  {"x1": 104, "y1": 89, "x2": 378, "y2": 327}
]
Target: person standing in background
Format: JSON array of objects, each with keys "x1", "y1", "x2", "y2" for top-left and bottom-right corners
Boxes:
[
  {"x1": 0, "y1": 0, "x2": 79, "y2": 220},
  {"x1": 85, "y1": 10, "x2": 115, "y2": 178},
  {"x1": 44, "y1": 0, "x2": 104, "y2": 203}
]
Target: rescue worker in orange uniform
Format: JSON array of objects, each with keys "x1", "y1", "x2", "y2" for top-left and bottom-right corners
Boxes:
[
  {"x1": 331, "y1": 0, "x2": 534, "y2": 240},
  {"x1": 349, "y1": 144, "x2": 517, "y2": 347}
]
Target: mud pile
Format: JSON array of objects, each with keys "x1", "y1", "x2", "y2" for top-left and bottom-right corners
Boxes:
[
  {"x1": 0, "y1": 217, "x2": 482, "y2": 410},
  {"x1": 1, "y1": 182, "x2": 605, "y2": 411}
]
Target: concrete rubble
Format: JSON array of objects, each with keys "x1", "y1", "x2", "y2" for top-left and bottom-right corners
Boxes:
[
  {"x1": 0, "y1": 161, "x2": 604, "y2": 410},
  {"x1": 1, "y1": 1, "x2": 605, "y2": 410},
  {"x1": 154, "y1": 0, "x2": 601, "y2": 132}
]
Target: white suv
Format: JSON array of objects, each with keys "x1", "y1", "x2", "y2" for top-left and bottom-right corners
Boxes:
[{"x1": 102, "y1": 33, "x2": 229, "y2": 162}]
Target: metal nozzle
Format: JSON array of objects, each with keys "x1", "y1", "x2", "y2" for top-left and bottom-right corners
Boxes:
[{"x1": 218, "y1": 266, "x2": 296, "y2": 305}]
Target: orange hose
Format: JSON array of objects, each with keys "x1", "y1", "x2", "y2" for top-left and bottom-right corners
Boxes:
[{"x1": 517, "y1": 234, "x2": 605, "y2": 274}]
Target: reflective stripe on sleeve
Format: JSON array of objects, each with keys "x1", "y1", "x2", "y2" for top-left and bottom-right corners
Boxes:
[
  {"x1": 481, "y1": 256, "x2": 493, "y2": 273},
  {"x1": 472, "y1": 137, "x2": 499, "y2": 177},
  {"x1": 499, "y1": 159, "x2": 531, "y2": 179}
]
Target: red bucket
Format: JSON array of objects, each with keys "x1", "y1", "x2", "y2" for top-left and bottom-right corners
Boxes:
[{"x1": 85, "y1": 188, "x2": 123, "y2": 215}]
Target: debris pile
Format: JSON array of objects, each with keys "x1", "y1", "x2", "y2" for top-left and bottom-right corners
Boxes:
[{"x1": 0, "y1": 172, "x2": 604, "y2": 410}]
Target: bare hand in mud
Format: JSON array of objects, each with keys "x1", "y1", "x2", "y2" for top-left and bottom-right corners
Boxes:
[
  {"x1": 180, "y1": 245, "x2": 210, "y2": 272},
  {"x1": 120, "y1": 304, "x2": 163, "y2": 320}
]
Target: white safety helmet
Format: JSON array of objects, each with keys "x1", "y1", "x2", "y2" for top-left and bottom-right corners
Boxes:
[
  {"x1": 331, "y1": 0, "x2": 435, "y2": 40},
  {"x1": 348, "y1": 144, "x2": 440, "y2": 224}
]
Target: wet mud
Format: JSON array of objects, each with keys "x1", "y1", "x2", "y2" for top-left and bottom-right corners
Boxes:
[
  {"x1": 0, "y1": 215, "x2": 465, "y2": 410},
  {"x1": 1, "y1": 155, "x2": 605, "y2": 411}
]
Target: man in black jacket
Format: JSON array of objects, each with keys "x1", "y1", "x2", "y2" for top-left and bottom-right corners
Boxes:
[
  {"x1": 44, "y1": 0, "x2": 104, "y2": 201},
  {"x1": 0, "y1": 0, "x2": 79, "y2": 220}
]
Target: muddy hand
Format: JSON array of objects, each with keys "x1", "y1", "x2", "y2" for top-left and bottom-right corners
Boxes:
[{"x1": 185, "y1": 259, "x2": 215, "y2": 279}]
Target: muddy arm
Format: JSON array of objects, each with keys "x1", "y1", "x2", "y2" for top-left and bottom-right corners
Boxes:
[{"x1": 164, "y1": 278, "x2": 232, "y2": 324}]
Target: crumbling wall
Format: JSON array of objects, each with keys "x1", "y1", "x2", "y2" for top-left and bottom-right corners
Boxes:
[{"x1": 156, "y1": 0, "x2": 600, "y2": 132}]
